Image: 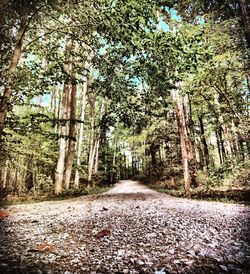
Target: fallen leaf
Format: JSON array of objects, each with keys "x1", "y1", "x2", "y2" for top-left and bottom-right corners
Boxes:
[
  {"x1": 96, "y1": 229, "x2": 111, "y2": 238},
  {"x1": 37, "y1": 243, "x2": 55, "y2": 252},
  {"x1": 0, "y1": 210, "x2": 9, "y2": 218}
]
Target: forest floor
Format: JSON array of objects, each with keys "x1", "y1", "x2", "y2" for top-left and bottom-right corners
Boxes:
[{"x1": 0, "y1": 180, "x2": 250, "y2": 274}]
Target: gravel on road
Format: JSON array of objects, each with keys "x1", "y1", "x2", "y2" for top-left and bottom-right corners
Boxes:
[{"x1": 0, "y1": 180, "x2": 250, "y2": 274}]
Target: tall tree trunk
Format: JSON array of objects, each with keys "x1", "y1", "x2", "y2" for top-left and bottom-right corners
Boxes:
[
  {"x1": 87, "y1": 94, "x2": 96, "y2": 183},
  {"x1": 93, "y1": 100, "x2": 105, "y2": 175},
  {"x1": 223, "y1": 125, "x2": 233, "y2": 158},
  {"x1": 54, "y1": 39, "x2": 73, "y2": 194},
  {"x1": 56, "y1": 87, "x2": 61, "y2": 135},
  {"x1": 216, "y1": 130, "x2": 223, "y2": 164},
  {"x1": 94, "y1": 137, "x2": 101, "y2": 174},
  {"x1": 63, "y1": 78, "x2": 77, "y2": 190},
  {"x1": 88, "y1": 138, "x2": 98, "y2": 182},
  {"x1": 172, "y1": 89, "x2": 191, "y2": 198},
  {"x1": 184, "y1": 94, "x2": 198, "y2": 187},
  {"x1": 150, "y1": 144, "x2": 157, "y2": 171},
  {"x1": 218, "y1": 126, "x2": 226, "y2": 162},
  {"x1": 88, "y1": 98, "x2": 105, "y2": 182},
  {"x1": 111, "y1": 142, "x2": 117, "y2": 182},
  {"x1": 54, "y1": 83, "x2": 69, "y2": 195},
  {"x1": 214, "y1": 94, "x2": 227, "y2": 161},
  {"x1": 2, "y1": 160, "x2": 9, "y2": 189},
  {"x1": 74, "y1": 80, "x2": 88, "y2": 187},
  {"x1": 0, "y1": 14, "x2": 28, "y2": 136}
]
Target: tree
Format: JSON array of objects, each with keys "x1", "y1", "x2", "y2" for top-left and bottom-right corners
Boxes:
[
  {"x1": 173, "y1": 0, "x2": 250, "y2": 49},
  {"x1": 0, "y1": 0, "x2": 61, "y2": 137}
]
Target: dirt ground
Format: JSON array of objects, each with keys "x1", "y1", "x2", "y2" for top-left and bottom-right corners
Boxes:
[{"x1": 0, "y1": 180, "x2": 250, "y2": 274}]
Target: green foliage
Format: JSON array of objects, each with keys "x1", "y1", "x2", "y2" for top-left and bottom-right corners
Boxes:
[{"x1": 206, "y1": 159, "x2": 250, "y2": 189}]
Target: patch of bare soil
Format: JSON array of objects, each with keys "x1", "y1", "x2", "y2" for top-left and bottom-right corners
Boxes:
[{"x1": 0, "y1": 180, "x2": 249, "y2": 274}]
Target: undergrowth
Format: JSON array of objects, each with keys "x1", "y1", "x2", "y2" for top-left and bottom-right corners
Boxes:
[
  {"x1": 140, "y1": 159, "x2": 250, "y2": 204},
  {"x1": 0, "y1": 184, "x2": 113, "y2": 206}
]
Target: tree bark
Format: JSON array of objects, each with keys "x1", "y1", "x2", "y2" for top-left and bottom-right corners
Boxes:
[
  {"x1": 93, "y1": 100, "x2": 105, "y2": 175},
  {"x1": 54, "y1": 38, "x2": 74, "y2": 194},
  {"x1": 184, "y1": 94, "x2": 198, "y2": 187},
  {"x1": 74, "y1": 80, "x2": 88, "y2": 187},
  {"x1": 63, "y1": 78, "x2": 77, "y2": 190},
  {"x1": 216, "y1": 130, "x2": 223, "y2": 164},
  {"x1": 2, "y1": 160, "x2": 9, "y2": 189},
  {"x1": 54, "y1": 82, "x2": 69, "y2": 195},
  {"x1": 111, "y1": 142, "x2": 117, "y2": 182},
  {"x1": 172, "y1": 89, "x2": 191, "y2": 198},
  {"x1": 88, "y1": 98, "x2": 105, "y2": 182},
  {"x1": 88, "y1": 138, "x2": 98, "y2": 183},
  {"x1": 218, "y1": 126, "x2": 226, "y2": 162},
  {"x1": 94, "y1": 137, "x2": 101, "y2": 174},
  {"x1": 87, "y1": 94, "x2": 96, "y2": 183}
]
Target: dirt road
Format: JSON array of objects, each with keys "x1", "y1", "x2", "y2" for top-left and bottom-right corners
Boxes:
[{"x1": 0, "y1": 180, "x2": 249, "y2": 273}]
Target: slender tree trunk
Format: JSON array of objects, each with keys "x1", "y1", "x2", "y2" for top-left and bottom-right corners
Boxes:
[
  {"x1": 198, "y1": 116, "x2": 210, "y2": 167},
  {"x1": 65, "y1": 83, "x2": 72, "y2": 151},
  {"x1": 93, "y1": 100, "x2": 105, "y2": 175},
  {"x1": 54, "y1": 38, "x2": 74, "y2": 194},
  {"x1": 50, "y1": 85, "x2": 59, "y2": 133},
  {"x1": 172, "y1": 89, "x2": 191, "y2": 198},
  {"x1": 150, "y1": 144, "x2": 157, "y2": 170},
  {"x1": 74, "y1": 81, "x2": 88, "y2": 187},
  {"x1": 2, "y1": 160, "x2": 9, "y2": 189},
  {"x1": 185, "y1": 94, "x2": 196, "y2": 161},
  {"x1": 222, "y1": 124, "x2": 233, "y2": 158},
  {"x1": 50, "y1": 85, "x2": 55, "y2": 113},
  {"x1": 184, "y1": 94, "x2": 198, "y2": 187},
  {"x1": 111, "y1": 142, "x2": 117, "y2": 182},
  {"x1": 88, "y1": 98, "x2": 105, "y2": 182},
  {"x1": 55, "y1": 87, "x2": 61, "y2": 135},
  {"x1": 216, "y1": 130, "x2": 223, "y2": 164},
  {"x1": 54, "y1": 83, "x2": 69, "y2": 195},
  {"x1": 123, "y1": 153, "x2": 127, "y2": 179},
  {"x1": 218, "y1": 126, "x2": 226, "y2": 162},
  {"x1": 0, "y1": 14, "x2": 28, "y2": 136},
  {"x1": 94, "y1": 137, "x2": 101, "y2": 174},
  {"x1": 88, "y1": 138, "x2": 98, "y2": 182},
  {"x1": 214, "y1": 94, "x2": 227, "y2": 161},
  {"x1": 87, "y1": 95, "x2": 96, "y2": 183},
  {"x1": 63, "y1": 78, "x2": 77, "y2": 190}
]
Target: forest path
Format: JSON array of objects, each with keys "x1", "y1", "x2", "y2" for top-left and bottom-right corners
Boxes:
[{"x1": 0, "y1": 180, "x2": 250, "y2": 274}]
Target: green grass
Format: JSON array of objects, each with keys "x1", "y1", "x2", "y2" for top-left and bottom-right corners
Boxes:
[
  {"x1": 0, "y1": 185, "x2": 114, "y2": 207},
  {"x1": 145, "y1": 183, "x2": 250, "y2": 204}
]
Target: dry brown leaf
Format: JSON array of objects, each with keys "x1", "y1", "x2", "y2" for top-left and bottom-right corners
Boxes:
[
  {"x1": 0, "y1": 210, "x2": 9, "y2": 218},
  {"x1": 96, "y1": 229, "x2": 111, "y2": 238},
  {"x1": 36, "y1": 243, "x2": 55, "y2": 252}
]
